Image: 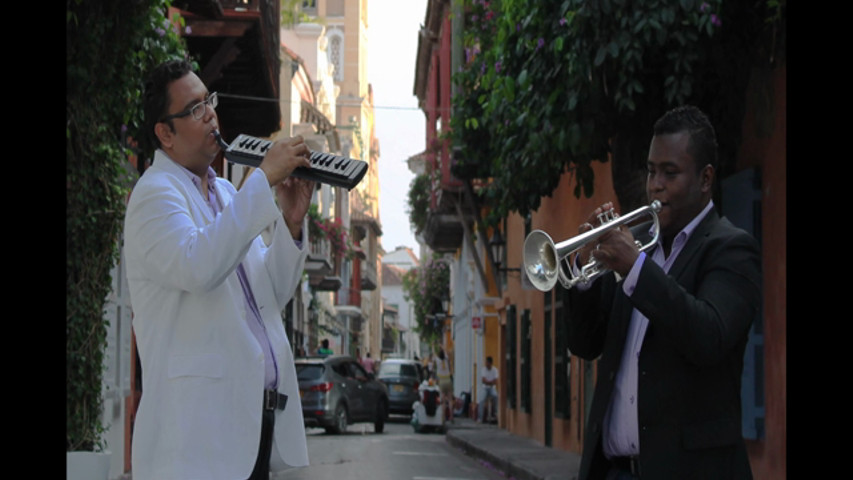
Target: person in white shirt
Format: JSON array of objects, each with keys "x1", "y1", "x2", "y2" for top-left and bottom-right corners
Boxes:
[
  {"x1": 433, "y1": 349, "x2": 454, "y2": 422},
  {"x1": 478, "y1": 356, "x2": 499, "y2": 423}
]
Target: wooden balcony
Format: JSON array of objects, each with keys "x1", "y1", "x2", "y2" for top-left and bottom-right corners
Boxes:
[
  {"x1": 360, "y1": 259, "x2": 377, "y2": 291},
  {"x1": 312, "y1": 275, "x2": 342, "y2": 292},
  {"x1": 335, "y1": 287, "x2": 362, "y2": 320},
  {"x1": 305, "y1": 237, "x2": 341, "y2": 291},
  {"x1": 422, "y1": 146, "x2": 471, "y2": 253},
  {"x1": 176, "y1": 0, "x2": 281, "y2": 141},
  {"x1": 305, "y1": 237, "x2": 333, "y2": 276}
]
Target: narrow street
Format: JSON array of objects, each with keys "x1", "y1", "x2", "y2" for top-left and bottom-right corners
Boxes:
[{"x1": 271, "y1": 415, "x2": 508, "y2": 480}]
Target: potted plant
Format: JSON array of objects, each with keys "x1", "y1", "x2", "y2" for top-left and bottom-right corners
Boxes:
[{"x1": 319, "y1": 216, "x2": 354, "y2": 261}]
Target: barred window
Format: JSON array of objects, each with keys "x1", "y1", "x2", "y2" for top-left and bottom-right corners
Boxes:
[{"x1": 328, "y1": 33, "x2": 343, "y2": 82}]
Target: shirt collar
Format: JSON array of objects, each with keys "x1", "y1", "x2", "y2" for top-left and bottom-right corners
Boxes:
[
  {"x1": 650, "y1": 199, "x2": 715, "y2": 247},
  {"x1": 175, "y1": 161, "x2": 218, "y2": 197}
]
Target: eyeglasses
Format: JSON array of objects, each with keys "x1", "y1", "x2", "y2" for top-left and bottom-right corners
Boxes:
[{"x1": 159, "y1": 92, "x2": 218, "y2": 122}]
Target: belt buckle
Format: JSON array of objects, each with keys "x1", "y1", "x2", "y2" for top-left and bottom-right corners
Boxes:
[
  {"x1": 628, "y1": 456, "x2": 640, "y2": 476},
  {"x1": 264, "y1": 390, "x2": 288, "y2": 411},
  {"x1": 264, "y1": 390, "x2": 278, "y2": 411}
]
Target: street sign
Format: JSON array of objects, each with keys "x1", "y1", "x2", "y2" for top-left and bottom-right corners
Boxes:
[{"x1": 472, "y1": 316, "x2": 481, "y2": 329}]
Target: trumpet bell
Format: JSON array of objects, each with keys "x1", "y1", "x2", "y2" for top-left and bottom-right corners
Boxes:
[
  {"x1": 521, "y1": 200, "x2": 662, "y2": 291},
  {"x1": 523, "y1": 230, "x2": 560, "y2": 291}
]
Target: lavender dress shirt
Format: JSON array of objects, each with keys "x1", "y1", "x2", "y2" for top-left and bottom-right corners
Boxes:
[
  {"x1": 601, "y1": 200, "x2": 715, "y2": 459},
  {"x1": 183, "y1": 166, "x2": 280, "y2": 390}
]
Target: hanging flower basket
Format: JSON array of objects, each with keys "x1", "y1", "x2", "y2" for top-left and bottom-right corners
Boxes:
[{"x1": 306, "y1": 204, "x2": 353, "y2": 260}]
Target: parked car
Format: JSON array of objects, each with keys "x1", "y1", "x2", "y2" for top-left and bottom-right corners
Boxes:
[
  {"x1": 376, "y1": 358, "x2": 424, "y2": 416},
  {"x1": 296, "y1": 355, "x2": 389, "y2": 434}
]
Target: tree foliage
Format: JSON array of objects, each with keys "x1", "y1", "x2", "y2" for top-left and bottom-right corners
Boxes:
[
  {"x1": 66, "y1": 0, "x2": 189, "y2": 452},
  {"x1": 406, "y1": 172, "x2": 431, "y2": 235},
  {"x1": 450, "y1": 0, "x2": 785, "y2": 224}
]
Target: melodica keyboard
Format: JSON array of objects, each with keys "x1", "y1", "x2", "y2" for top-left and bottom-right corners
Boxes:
[{"x1": 214, "y1": 131, "x2": 368, "y2": 190}]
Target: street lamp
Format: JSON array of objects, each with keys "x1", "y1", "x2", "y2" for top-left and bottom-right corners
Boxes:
[{"x1": 489, "y1": 224, "x2": 520, "y2": 273}]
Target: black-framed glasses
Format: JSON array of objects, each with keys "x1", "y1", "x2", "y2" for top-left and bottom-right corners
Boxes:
[{"x1": 159, "y1": 92, "x2": 218, "y2": 122}]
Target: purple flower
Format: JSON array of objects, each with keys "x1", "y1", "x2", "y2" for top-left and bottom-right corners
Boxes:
[
  {"x1": 537, "y1": 38, "x2": 544, "y2": 50},
  {"x1": 559, "y1": 18, "x2": 567, "y2": 27},
  {"x1": 711, "y1": 14, "x2": 721, "y2": 26},
  {"x1": 495, "y1": 61, "x2": 502, "y2": 73},
  {"x1": 185, "y1": 26, "x2": 192, "y2": 35},
  {"x1": 700, "y1": 2, "x2": 709, "y2": 12},
  {"x1": 155, "y1": 27, "x2": 166, "y2": 37}
]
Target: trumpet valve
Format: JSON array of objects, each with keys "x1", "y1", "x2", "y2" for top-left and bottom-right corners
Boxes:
[{"x1": 597, "y1": 208, "x2": 617, "y2": 225}]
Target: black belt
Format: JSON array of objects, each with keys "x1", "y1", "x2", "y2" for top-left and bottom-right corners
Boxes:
[
  {"x1": 263, "y1": 389, "x2": 288, "y2": 411},
  {"x1": 611, "y1": 456, "x2": 641, "y2": 476}
]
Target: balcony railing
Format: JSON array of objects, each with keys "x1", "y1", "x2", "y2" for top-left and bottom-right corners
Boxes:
[
  {"x1": 361, "y1": 260, "x2": 377, "y2": 291},
  {"x1": 306, "y1": 237, "x2": 333, "y2": 275},
  {"x1": 338, "y1": 286, "x2": 361, "y2": 308},
  {"x1": 422, "y1": 145, "x2": 466, "y2": 252},
  {"x1": 381, "y1": 324, "x2": 400, "y2": 354},
  {"x1": 381, "y1": 335, "x2": 396, "y2": 353}
]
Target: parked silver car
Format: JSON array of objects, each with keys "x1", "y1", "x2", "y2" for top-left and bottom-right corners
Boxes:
[
  {"x1": 296, "y1": 355, "x2": 389, "y2": 434},
  {"x1": 376, "y1": 358, "x2": 424, "y2": 416}
]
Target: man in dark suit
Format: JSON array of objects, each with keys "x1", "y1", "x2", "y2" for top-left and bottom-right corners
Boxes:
[{"x1": 567, "y1": 105, "x2": 761, "y2": 479}]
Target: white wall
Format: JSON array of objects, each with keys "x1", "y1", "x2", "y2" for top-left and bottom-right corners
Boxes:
[{"x1": 102, "y1": 245, "x2": 133, "y2": 479}]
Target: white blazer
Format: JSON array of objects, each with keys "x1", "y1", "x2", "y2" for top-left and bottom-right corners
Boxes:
[{"x1": 124, "y1": 150, "x2": 309, "y2": 480}]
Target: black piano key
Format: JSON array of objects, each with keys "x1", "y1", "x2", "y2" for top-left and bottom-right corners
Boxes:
[{"x1": 338, "y1": 159, "x2": 355, "y2": 178}]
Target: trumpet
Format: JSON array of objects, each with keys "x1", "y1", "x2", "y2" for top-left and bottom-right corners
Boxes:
[{"x1": 522, "y1": 200, "x2": 662, "y2": 291}]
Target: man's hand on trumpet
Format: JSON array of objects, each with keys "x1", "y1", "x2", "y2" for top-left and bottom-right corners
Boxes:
[{"x1": 576, "y1": 202, "x2": 641, "y2": 278}]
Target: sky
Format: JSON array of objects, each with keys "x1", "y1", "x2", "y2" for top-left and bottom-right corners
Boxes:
[{"x1": 368, "y1": 0, "x2": 428, "y2": 254}]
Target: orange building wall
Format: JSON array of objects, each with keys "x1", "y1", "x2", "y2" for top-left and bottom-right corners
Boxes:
[
  {"x1": 738, "y1": 63, "x2": 786, "y2": 480},
  {"x1": 500, "y1": 159, "x2": 618, "y2": 450}
]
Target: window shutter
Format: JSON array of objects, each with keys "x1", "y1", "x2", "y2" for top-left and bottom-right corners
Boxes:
[{"x1": 722, "y1": 167, "x2": 765, "y2": 440}]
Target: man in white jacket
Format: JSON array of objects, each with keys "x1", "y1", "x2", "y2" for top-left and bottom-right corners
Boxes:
[{"x1": 124, "y1": 59, "x2": 314, "y2": 480}]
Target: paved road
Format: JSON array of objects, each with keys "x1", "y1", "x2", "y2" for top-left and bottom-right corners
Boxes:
[{"x1": 271, "y1": 415, "x2": 508, "y2": 480}]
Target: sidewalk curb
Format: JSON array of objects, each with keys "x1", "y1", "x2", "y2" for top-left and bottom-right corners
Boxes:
[{"x1": 445, "y1": 422, "x2": 581, "y2": 480}]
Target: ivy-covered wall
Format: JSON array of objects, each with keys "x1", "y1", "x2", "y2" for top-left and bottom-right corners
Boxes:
[{"x1": 66, "y1": 0, "x2": 188, "y2": 451}]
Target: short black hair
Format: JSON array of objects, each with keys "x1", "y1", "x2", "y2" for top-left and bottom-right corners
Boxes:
[
  {"x1": 142, "y1": 59, "x2": 194, "y2": 151},
  {"x1": 653, "y1": 105, "x2": 718, "y2": 174}
]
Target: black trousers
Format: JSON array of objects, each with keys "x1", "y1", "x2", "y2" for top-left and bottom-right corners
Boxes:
[
  {"x1": 247, "y1": 409, "x2": 275, "y2": 480},
  {"x1": 606, "y1": 456, "x2": 641, "y2": 480}
]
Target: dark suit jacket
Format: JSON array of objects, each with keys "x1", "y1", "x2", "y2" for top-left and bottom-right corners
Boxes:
[{"x1": 567, "y1": 208, "x2": 761, "y2": 480}]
